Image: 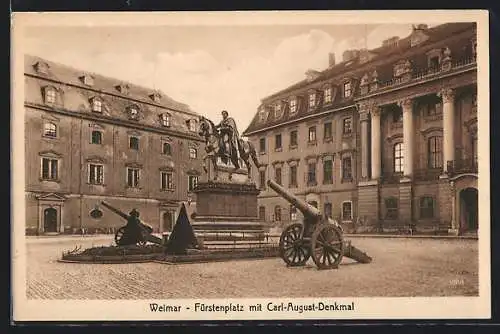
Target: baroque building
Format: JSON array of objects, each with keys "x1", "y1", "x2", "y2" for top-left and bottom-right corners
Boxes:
[
  {"x1": 25, "y1": 55, "x2": 204, "y2": 235},
  {"x1": 243, "y1": 23, "x2": 478, "y2": 235}
]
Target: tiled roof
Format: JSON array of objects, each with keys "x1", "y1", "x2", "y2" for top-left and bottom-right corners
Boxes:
[
  {"x1": 25, "y1": 54, "x2": 202, "y2": 137},
  {"x1": 243, "y1": 22, "x2": 476, "y2": 135}
]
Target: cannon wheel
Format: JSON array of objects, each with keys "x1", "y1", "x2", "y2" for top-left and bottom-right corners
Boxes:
[
  {"x1": 311, "y1": 223, "x2": 344, "y2": 270},
  {"x1": 279, "y1": 223, "x2": 311, "y2": 267},
  {"x1": 114, "y1": 227, "x2": 147, "y2": 246}
]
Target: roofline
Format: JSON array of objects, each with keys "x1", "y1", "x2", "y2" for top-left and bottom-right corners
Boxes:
[
  {"x1": 243, "y1": 104, "x2": 356, "y2": 136},
  {"x1": 260, "y1": 23, "x2": 476, "y2": 102},
  {"x1": 25, "y1": 102, "x2": 204, "y2": 142}
]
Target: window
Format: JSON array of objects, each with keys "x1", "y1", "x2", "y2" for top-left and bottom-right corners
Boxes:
[
  {"x1": 385, "y1": 197, "x2": 398, "y2": 220},
  {"x1": 290, "y1": 206, "x2": 298, "y2": 221},
  {"x1": 393, "y1": 110, "x2": 403, "y2": 123},
  {"x1": 90, "y1": 209, "x2": 103, "y2": 219},
  {"x1": 323, "y1": 159, "x2": 333, "y2": 184},
  {"x1": 324, "y1": 122, "x2": 332, "y2": 139},
  {"x1": 420, "y1": 197, "x2": 435, "y2": 219},
  {"x1": 275, "y1": 167, "x2": 282, "y2": 185},
  {"x1": 342, "y1": 157, "x2": 352, "y2": 180},
  {"x1": 429, "y1": 56, "x2": 440, "y2": 69},
  {"x1": 274, "y1": 206, "x2": 282, "y2": 222},
  {"x1": 324, "y1": 87, "x2": 332, "y2": 103},
  {"x1": 289, "y1": 165, "x2": 297, "y2": 187},
  {"x1": 160, "y1": 171, "x2": 173, "y2": 190},
  {"x1": 259, "y1": 108, "x2": 267, "y2": 122},
  {"x1": 308, "y1": 126, "x2": 316, "y2": 142},
  {"x1": 129, "y1": 136, "x2": 139, "y2": 150},
  {"x1": 127, "y1": 168, "x2": 140, "y2": 187},
  {"x1": 128, "y1": 107, "x2": 139, "y2": 120},
  {"x1": 188, "y1": 120, "x2": 197, "y2": 132},
  {"x1": 290, "y1": 98, "x2": 297, "y2": 113},
  {"x1": 41, "y1": 158, "x2": 58, "y2": 180},
  {"x1": 428, "y1": 137, "x2": 443, "y2": 169},
  {"x1": 259, "y1": 170, "x2": 266, "y2": 190},
  {"x1": 342, "y1": 118, "x2": 352, "y2": 135},
  {"x1": 92, "y1": 99, "x2": 102, "y2": 113},
  {"x1": 160, "y1": 113, "x2": 171, "y2": 127},
  {"x1": 188, "y1": 175, "x2": 198, "y2": 192},
  {"x1": 274, "y1": 103, "x2": 282, "y2": 118},
  {"x1": 425, "y1": 103, "x2": 441, "y2": 116},
  {"x1": 259, "y1": 206, "x2": 266, "y2": 221},
  {"x1": 189, "y1": 148, "x2": 197, "y2": 159},
  {"x1": 394, "y1": 143, "x2": 404, "y2": 173},
  {"x1": 324, "y1": 203, "x2": 333, "y2": 219},
  {"x1": 309, "y1": 93, "x2": 316, "y2": 108},
  {"x1": 343, "y1": 82, "x2": 352, "y2": 98},
  {"x1": 259, "y1": 138, "x2": 266, "y2": 152},
  {"x1": 43, "y1": 122, "x2": 57, "y2": 138},
  {"x1": 91, "y1": 130, "x2": 102, "y2": 145},
  {"x1": 45, "y1": 88, "x2": 56, "y2": 104},
  {"x1": 162, "y1": 142, "x2": 172, "y2": 155},
  {"x1": 307, "y1": 162, "x2": 316, "y2": 185},
  {"x1": 275, "y1": 134, "x2": 282, "y2": 150},
  {"x1": 342, "y1": 201, "x2": 353, "y2": 221},
  {"x1": 290, "y1": 130, "x2": 298, "y2": 147},
  {"x1": 88, "y1": 164, "x2": 104, "y2": 185}
]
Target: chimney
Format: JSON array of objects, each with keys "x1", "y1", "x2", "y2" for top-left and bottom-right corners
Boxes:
[{"x1": 328, "y1": 53, "x2": 336, "y2": 67}]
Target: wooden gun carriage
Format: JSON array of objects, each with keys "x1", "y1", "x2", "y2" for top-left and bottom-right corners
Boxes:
[
  {"x1": 100, "y1": 201, "x2": 163, "y2": 246},
  {"x1": 267, "y1": 179, "x2": 372, "y2": 270}
]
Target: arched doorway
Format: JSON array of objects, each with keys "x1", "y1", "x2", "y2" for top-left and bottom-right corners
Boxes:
[
  {"x1": 162, "y1": 211, "x2": 174, "y2": 232},
  {"x1": 43, "y1": 207, "x2": 58, "y2": 233},
  {"x1": 459, "y1": 187, "x2": 478, "y2": 232}
]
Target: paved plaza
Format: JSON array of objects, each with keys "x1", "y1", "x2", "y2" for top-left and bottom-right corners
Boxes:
[{"x1": 23, "y1": 235, "x2": 478, "y2": 299}]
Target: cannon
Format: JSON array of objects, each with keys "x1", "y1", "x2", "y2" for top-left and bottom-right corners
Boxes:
[
  {"x1": 267, "y1": 179, "x2": 372, "y2": 270},
  {"x1": 100, "y1": 201, "x2": 163, "y2": 246}
]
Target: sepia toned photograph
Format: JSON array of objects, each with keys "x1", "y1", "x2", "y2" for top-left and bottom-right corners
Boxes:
[{"x1": 11, "y1": 11, "x2": 490, "y2": 321}]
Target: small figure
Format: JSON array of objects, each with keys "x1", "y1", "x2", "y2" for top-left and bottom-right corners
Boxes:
[{"x1": 215, "y1": 110, "x2": 240, "y2": 168}]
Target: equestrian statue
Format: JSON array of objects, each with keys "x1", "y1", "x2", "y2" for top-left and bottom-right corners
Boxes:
[{"x1": 198, "y1": 110, "x2": 260, "y2": 181}]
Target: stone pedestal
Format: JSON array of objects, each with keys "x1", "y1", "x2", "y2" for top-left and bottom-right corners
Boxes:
[
  {"x1": 357, "y1": 180, "x2": 380, "y2": 230},
  {"x1": 191, "y1": 181, "x2": 266, "y2": 233}
]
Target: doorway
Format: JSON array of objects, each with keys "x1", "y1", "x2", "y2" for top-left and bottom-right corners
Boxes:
[
  {"x1": 162, "y1": 211, "x2": 174, "y2": 232},
  {"x1": 43, "y1": 207, "x2": 58, "y2": 233},
  {"x1": 459, "y1": 187, "x2": 478, "y2": 232}
]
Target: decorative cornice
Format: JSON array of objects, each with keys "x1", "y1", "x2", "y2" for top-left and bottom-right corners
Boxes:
[
  {"x1": 420, "y1": 126, "x2": 443, "y2": 135},
  {"x1": 386, "y1": 133, "x2": 404, "y2": 143},
  {"x1": 39, "y1": 149, "x2": 62, "y2": 158},
  {"x1": 86, "y1": 155, "x2": 107, "y2": 163},
  {"x1": 193, "y1": 181, "x2": 260, "y2": 194}
]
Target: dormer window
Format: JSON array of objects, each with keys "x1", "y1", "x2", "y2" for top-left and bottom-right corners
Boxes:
[
  {"x1": 343, "y1": 81, "x2": 352, "y2": 98},
  {"x1": 80, "y1": 75, "x2": 94, "y2": 86},
  {"x1": 289, "y1": 98, "x2": 297, "y2": 114},
  {"x1": 34, "y1": 61, "x2": 49, "y2": 75},
  {"x1": 274, "y1": 103, "x2": 282, "y2": 118},
  {"x1": 394, "y1": 60, "x2": 412, "y2": 77},
  {"x1": 324, "y1": 87, "x2": 332, "y2": 104},
  {"x1": 159, "y1": 113, "x2": 171, "y2": 127},
  {"x1": 150, "y1": 92, "x2": 162, "y2": 103},
  {"x1": 44, "y1": 87, "x2": 57, "y2": 104},
  {"x1": 116, "y1": 84, "x2": 129, "y2": 95},
  {"x1": 91, "y1": 99, "x2": 102, "y2": 113},
  {"x1": 188, "y1": 119, "x2": 197, "y2": 132},
  {"x1": 127, "y1": 106, "x2": 139, "y2": 120},
  {"x1": 309, "y1": 92, "x2": 316, "y2": 108},
  {"x1": 259, "y1": 107, "x2": 268, "y2": 122}
]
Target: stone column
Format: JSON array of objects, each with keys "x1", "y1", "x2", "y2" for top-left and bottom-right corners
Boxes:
[
  {"x1": 360, "y1": 110, "x2": 370, "y2": 179},
  {"x1": 441, "y1": 88, "x2": 456, "y2": 173},
  {"x1": 370, "y1": 107, "x2": 381, "y2": 180},
  {"x1": 401, "y1": 98, "x2": 414, "y2": 177}
]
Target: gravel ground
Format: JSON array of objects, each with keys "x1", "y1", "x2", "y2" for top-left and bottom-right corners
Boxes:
[{"x1": 24, "y1": 236, "x2": 478, "y2": 299}]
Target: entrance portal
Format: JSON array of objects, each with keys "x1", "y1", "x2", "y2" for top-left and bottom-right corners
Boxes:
[
  {"x1": 43, "y1": 207, "x2": 58, "y2": 233},
  {"x1": 459, "y1": 187, "x2": 478, "y2": 232},
  {"x1": 162, "y1": 211, "x2": 174, "y2": 232}
]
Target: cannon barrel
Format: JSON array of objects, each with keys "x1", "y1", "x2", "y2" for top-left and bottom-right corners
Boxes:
[
  {"x1": 100, "y1": 201, "x2": 154, "y2": 233},
  {"x1": 267, "y1": 179, "x2": 322, "y2": 219}
]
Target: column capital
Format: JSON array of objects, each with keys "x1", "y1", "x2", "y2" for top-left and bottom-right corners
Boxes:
[
  {"x1": 439, "y1": 88, "x2": 456, "y2": 103},
  {"x1": 370, "y1": 106, "x2": 382, "y2": 117},
  {"x1": 398, "y1": 98, "x2": 413, "y2": 111}
]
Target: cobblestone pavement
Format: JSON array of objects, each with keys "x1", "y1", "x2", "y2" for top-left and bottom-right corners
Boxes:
[{"x1": 23, "y1": 236, "x2": 479, "y2": 299}]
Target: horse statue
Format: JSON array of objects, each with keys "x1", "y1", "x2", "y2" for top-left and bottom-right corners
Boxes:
[{"x1": 198, "y1": 116, "x2": 260, "y2": 181}]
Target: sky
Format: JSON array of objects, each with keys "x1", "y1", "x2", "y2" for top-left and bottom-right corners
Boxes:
[{"x1": 24, "y1": 23, "x2": 438, "y2": 133}]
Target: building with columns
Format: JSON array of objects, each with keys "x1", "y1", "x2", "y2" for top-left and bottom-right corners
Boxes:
[
  {"x1": 24, "y1": 55, "x2": 204, "y2": 235},
  {"x1": 243, "y1": 23, "x2": 478, "y2": 235}
]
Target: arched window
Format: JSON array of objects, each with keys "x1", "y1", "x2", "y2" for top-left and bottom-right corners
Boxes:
[
  {"x1": 43, "y1": 122, "x2": 57, "y2": 138},
  {"x1": 162, "y1": 142, "x2": 172, "y2": 155},
  {"x1": 189, "y1": 148, "x2": 197, "y2": 159},
  {"x1": 91, "y1": 130, "x2": 102, "y2": 144},
  {"x1": 274, "y1": 206, "x2": 282, "y2": 222},
  {"x1": 428, "y1": 136, "x2": 443, "y2": 169},
  {"x1": 393, "y1": 143, "x2": 404, "y2": 173}
]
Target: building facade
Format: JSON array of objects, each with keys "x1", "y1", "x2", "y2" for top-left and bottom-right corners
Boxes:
[
  {"x1": 25, "y1": 55, "x2": 204, "y2": 235},
  {"x1": 243, "y1": 23, "x2": 478, "y2": 235}
]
